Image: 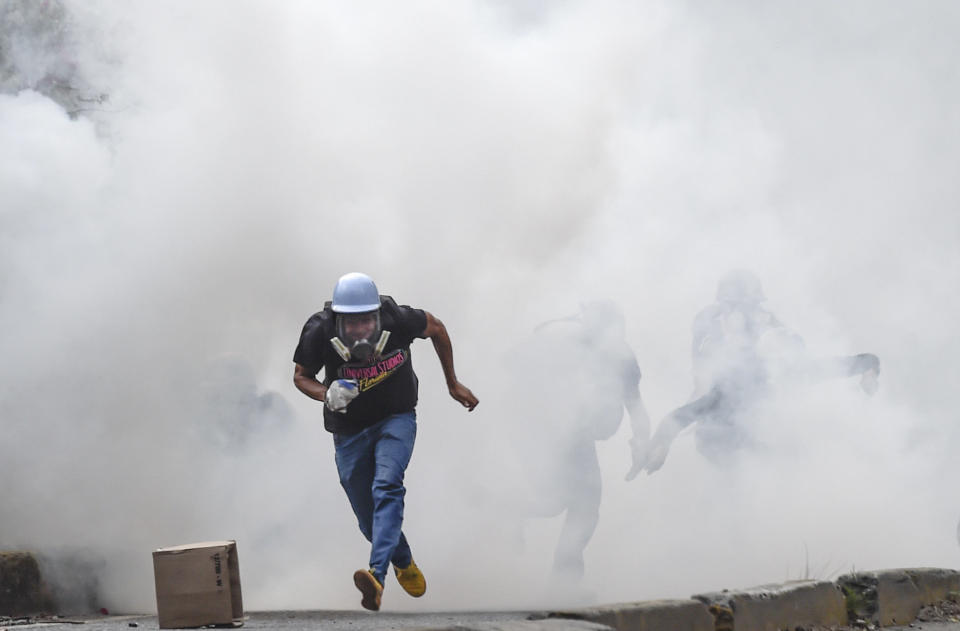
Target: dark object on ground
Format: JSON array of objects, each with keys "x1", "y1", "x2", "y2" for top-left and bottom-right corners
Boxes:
[{"x1": 0, "y1": 551, "x2": 54, "y2": 616}]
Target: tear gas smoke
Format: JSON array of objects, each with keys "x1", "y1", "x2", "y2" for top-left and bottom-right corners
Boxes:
[{"x1": 2, "y1": 0, "x2": 959, "y2": 613}]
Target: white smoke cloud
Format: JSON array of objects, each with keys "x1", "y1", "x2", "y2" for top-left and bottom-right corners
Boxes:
[{"x1": 1, "y1": 0, "x2": 959, "y2": 614}]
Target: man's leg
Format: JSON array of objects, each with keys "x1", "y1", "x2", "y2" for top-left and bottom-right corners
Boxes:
[
  {"x1": 391, "y1": 532, "x2": 413, "y2": 568},
  {"x1": 552, "y1": 440, "x2": 602, "y2": 581},
  {"x1": 369, "y1": 411, "x2": 417, "y2": 583},
  {"x1": 334, "y1": 429, "x2": 376, "y2": 551}
]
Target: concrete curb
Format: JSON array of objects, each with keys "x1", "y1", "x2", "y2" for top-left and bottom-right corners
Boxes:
[
  {"x1": 693, "y1": 579, "x2": 847, "y2": 631},
  {"x1": 838, "y1": 567, "x2": 960, "y2": 627},
  {"x1": 529, "y1": 568, "x2": 957, "y2": 631},
  {"x1": 544, "y1": 599, "x2": 714, "y2": 631},
  {"x1": 905, "y1": 567, "x2": 960, "y2": 605}
]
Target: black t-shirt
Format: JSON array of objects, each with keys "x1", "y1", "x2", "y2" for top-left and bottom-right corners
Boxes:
[{"x1": 293, "y1": 296, "x2": 428, "y2": 434}]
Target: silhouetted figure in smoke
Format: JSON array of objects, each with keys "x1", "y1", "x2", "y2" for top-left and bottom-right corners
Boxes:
[
  {"x1": 200, "y1": 353, "x2": 293, "y2": 448},
  {"x1": 511, "y1": 300, "x2": 650, "y2": 587},
  {"x1": 642, "y1": 270, "x2": 880, "y2": 472}
]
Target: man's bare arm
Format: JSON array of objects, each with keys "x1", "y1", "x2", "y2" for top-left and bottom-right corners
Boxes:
[
  {"x1": 624, "y1": 388, "x2": 652, "y2": 481},
  {"x1": 293, "y1": 363, "x2": 327, "y2": 402},
  {"x1": 423, "y1": 311, "x2": 479, "y2": 411}
]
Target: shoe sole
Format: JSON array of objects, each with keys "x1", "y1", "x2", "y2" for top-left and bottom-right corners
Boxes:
[{"x1": 353, "y1": 570, "x2": 382, "y2": 611}]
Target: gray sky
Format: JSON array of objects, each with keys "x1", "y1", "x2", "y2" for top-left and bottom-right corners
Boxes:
[{"x1": 2, "y1": 0, "x2": 959, "y2": 613}]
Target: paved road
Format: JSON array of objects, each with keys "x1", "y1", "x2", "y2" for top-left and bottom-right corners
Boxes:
[
  {"x1": 2, "y1": 610, "x2": 540, "y2": 631},
  {"x1": 5, "y1": 612, "x2": 960, "y2": 631}
]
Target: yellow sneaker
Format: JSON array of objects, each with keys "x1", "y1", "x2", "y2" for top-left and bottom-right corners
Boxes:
[
  {"x1": 393, "y1": 560, "x2": 426, "y2": 597},
  {"x1": 353, "y1": 568, "x2": 383, "y2": 611}
]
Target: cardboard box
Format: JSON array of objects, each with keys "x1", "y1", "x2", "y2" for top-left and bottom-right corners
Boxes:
[{"x1": 153, "y1": 541, "x2": 243, "y2": 629}]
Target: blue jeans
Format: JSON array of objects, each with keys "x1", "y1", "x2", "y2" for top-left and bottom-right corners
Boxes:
[{"x1": 333, "y1": 411, "x2": 416, "y2": 586}]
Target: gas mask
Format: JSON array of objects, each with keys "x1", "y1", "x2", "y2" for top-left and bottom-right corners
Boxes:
[{"x1": 331, "y1": 310, "x2": 390, "y2": 363}]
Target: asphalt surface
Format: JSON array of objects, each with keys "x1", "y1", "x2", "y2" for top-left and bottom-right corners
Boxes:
[
  {"x1": 1, "y1": 609, "x2": 540, "y2": 631},
  {"x1": 4, "y1": 610, "x2": 960, "y2": 631}
]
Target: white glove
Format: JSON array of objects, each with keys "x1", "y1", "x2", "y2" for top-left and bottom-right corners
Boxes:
[{"x1": 325, "y1": 379, "x2": 359, "y2": 413}]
